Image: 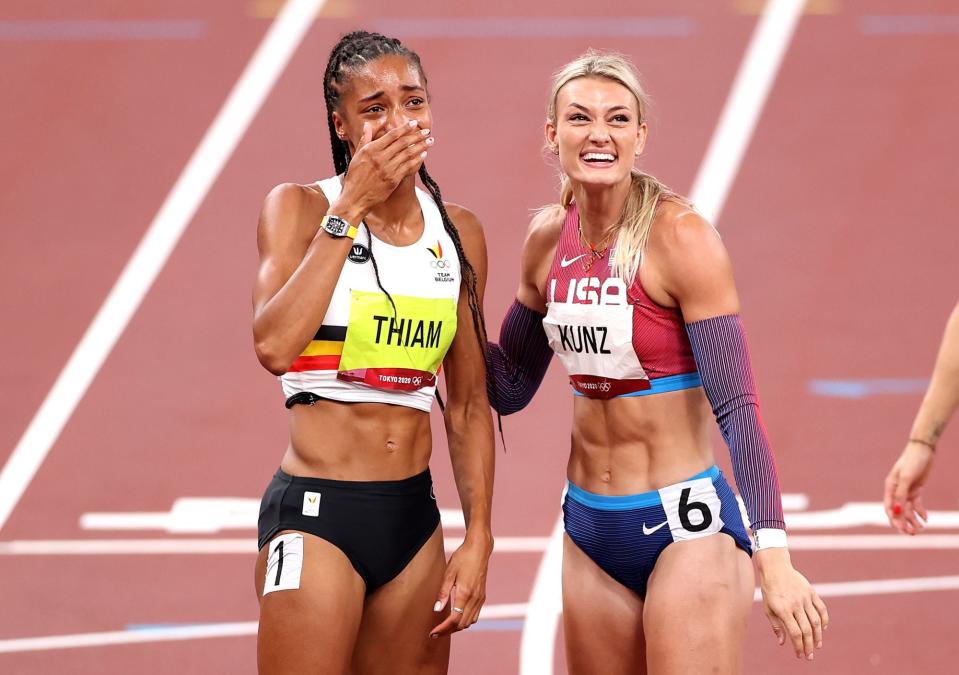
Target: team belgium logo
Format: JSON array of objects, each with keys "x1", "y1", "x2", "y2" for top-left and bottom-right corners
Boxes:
[{"x1": 427, "y1": 240, "x2": 455, "y2": 282}]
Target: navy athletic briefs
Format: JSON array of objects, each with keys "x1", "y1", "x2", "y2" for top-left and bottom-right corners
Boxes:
[{"x1": 563, "y1": 465, "x2": 751, "y2": 599}]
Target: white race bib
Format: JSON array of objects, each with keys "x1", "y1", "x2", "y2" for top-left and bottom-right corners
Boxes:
[{"x1": 543, "y1": 301, "x2": 649, "y2": 397}]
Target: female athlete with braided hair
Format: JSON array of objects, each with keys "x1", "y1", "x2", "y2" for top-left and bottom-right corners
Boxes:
[
  {"x1": 252, "y1": 31, "x2": 494, "y2": 674},
  {"x1": 488, "y1": 51, "x2": 828, "y2": 672}
]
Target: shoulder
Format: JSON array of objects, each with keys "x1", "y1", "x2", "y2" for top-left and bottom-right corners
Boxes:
[
  {"x1": 647, "y1": 200, "x2": 738, "y2": 314},
  {"x1": 648, "y1": 200, "x2": 728, "y2": 271},
  {"x1": 444, "y1": 202, "x2": 484, "y2": 238},
  {"x1": 443, "y1": 202, "x2": 488, "y2": 269},
  {"x1": 444, "y1": 201, "x2": 485, "y2": 247},
  {"x1": 260, "y1": 182, "x2": 329, "y2": 229},
  {"x1": 524, "y1": 203, "x2": 566, "y2": 252}
]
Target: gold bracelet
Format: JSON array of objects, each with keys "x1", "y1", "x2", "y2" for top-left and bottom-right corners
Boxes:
[{"x1": 908, "y1": 437, "x2": 936, "y2": 452}]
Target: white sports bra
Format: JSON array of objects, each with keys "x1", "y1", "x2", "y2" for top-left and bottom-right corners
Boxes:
[{"x1": 279, "y1": 176, "x2": 461, "y2": 412}]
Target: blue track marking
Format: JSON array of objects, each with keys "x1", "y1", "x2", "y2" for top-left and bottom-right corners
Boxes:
[
  {"x1": 471, "y1": 619, "x2": 525, "y2": 632},
  {"x1": 860, "y1": 14, "x2": 959, "y2": 35},
  {"x1": 126, "y1": 623, "x2": 211, "y2": 632},
  {"x1": 372, "y1": 17, "x2": 693, "y2": 39},
  {"x1": 0, "y1": 20, "x2": 206, "y2": 41},
  {"x1": 808, "y1": 378, "x2": 929, "y2": 399}
]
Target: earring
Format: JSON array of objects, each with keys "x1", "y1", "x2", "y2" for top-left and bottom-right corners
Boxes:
[{"x1": 550, "y1": 146, "x2": 559, "y2": 155}]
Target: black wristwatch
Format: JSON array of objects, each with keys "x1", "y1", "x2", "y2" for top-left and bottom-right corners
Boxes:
[{"x1": 321, "y1": 215, "x2": 357, "y2": 239}]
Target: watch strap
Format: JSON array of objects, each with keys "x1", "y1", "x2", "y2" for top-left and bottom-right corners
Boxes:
[{"x1": 321, "y1": 215, "x2": 357, "y2": 240}]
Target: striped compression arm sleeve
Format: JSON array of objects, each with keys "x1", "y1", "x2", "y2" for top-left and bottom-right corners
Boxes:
[
  {"x1": 486, "y1": 300, "x2": 553, "y2": 415},
  {"x1": 685, "y1": 314, "x2": 786, "y2": 531}
]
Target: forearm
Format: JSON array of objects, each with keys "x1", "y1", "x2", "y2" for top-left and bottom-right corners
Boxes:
[
  {"x1": 487, "y1": 300, "x2": 553, "y2": 414},
  {"x1": 910, "y1": 302, "x2": 959, "y2": 446},
  {"x1": 444, "y1": 398, "x2": 495, "y2": 540},
  {"x1": 686, "y1": 314, "x2": 786, "y2": 531}
]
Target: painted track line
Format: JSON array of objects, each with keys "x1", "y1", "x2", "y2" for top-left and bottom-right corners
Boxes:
[
  {"x1": 752, "y1": 574, "x2": 959, "y2": 602},
  {"x1": 519, "y1": 1, "x2": 808, "y2": 673},
  {"x1": 5, "y1": 571, "x2": 959, "y2": 655},
  {"x1": 689, "y1": 0, "x2": 807, "y2": 224},
  {"x1": 519, "y1": 512, "x2": 565, "y2": 673},
  {"x1": 0, "y1": 603, "x2": 530, "y2": 654},
  {"x1": 0, "y1": 0, "x2": 326, "y2": 533},
  {"x1": 0, "y1": 536, "x2": 554, "y2": 555}
]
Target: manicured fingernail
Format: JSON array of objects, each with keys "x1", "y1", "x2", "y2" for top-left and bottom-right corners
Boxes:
[
  {"x1": 430, "y1": 633, "x2": 438, "y2": 639},
  {"x1": 421, "y1": 128, "x2": 431, "y2": 136},
  {"x1": 433, "y1": 601, "x2": 442, "y2": 611},
  {"x1": 426, "y1": 137, "x2": 435, "y2": 145},
  {"x1": 408, "y1": 120, "x2": 418, "y2": 127},
  {"x1": 421, "y1": 151, "x2": 428, "y2": 158},
  {"x1": 807, "y1": 654, "x2": 815, "y2": 661},
  {"x1": 893, "y1": 503, "x2": 902, "y2": 515}
]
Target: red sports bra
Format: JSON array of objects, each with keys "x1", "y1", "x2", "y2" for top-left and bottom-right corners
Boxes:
[{"x1": 542, "y1": 202, "x2": 698, "y2": 399}]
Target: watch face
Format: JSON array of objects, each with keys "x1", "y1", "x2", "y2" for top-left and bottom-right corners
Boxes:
[{"x1": 325, "y1": 217, "x2": 347, "y2": 236}]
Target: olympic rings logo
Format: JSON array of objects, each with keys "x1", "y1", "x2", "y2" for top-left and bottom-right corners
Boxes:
[
  {"x1": 430, "y1": 259, "x2": 451, "y2": 269},
  {"x1": 599, "y1": 381, "x2": 611, "y2": 392},
  {"x1": 412, "y1": 376, "x2": 423, "y2": 387}
]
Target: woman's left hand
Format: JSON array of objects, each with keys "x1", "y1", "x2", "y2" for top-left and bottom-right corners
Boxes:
[
  {"x1": 429, "y1": 533, "x2": 493, "y2": 638},
  {"x1": 756, "y1": 548, "x2": 829, "y2": 661}
]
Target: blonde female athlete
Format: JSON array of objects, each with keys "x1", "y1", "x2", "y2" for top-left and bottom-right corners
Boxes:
[
  {"x1": 885, "y1": 300, "x2": 959, "y2": 534},
  {"x1": 252, "y1": 32, "x2": 494, "y2": 674},
  {"x1": 488, "y1": 51, "x2": 828, "y2": 673}
]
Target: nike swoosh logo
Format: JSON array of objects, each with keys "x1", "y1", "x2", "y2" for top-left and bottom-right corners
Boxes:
[
  {"x1": 642, "y1": 521, "x2": 668, "y2": 535},
  {"x1": 560, "y1": 254, "x2": 586, "y2": 268}
]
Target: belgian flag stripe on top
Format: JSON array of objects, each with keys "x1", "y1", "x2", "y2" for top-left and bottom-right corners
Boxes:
[
  {"x1": 313, "y1": 324, "x2": 347, "y2": 342},
  {"x1": 289, "y1": 325, "x2": 348, "y2": 372}
]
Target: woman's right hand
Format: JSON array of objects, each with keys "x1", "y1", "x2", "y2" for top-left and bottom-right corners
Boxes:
[
  {"x1": 334, "y1": 120, "x2": 433, "y2": 219},
  {"x1": 884, "y1": 442, "x2": 934, "y2": 534}
]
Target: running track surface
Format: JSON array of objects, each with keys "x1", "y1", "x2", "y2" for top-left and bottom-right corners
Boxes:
[{"x1": 2, "y1": 0, "x2": 958, "y2": 673}]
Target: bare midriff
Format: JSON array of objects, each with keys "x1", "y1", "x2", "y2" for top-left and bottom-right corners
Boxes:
[
  {"x1": 282, "y1": 398, "x2": 432, "y2": 481},
  {"x1": 567, "y1": 386, "x2": 715, "y2": 495}
]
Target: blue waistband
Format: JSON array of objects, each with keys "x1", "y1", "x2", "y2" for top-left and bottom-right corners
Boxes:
[
  {"x1": 565, "y1": 465, "x2": 720, "y2": 511},
  {"x1": 571, "y1": 371, "x2": 702, "y2": 398}
]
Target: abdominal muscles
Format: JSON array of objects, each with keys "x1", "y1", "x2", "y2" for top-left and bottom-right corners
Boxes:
[{"x1": 567, "y1": 387, "x2": 715, "y2": 494}]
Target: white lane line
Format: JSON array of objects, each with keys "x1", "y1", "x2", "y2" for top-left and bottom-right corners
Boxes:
[
  {"x1": 481, "y1": 603, "x2": 529, "y2": 620},
  {"x1": 689, "y1": 0, "x2": 806, "y2": 224},
  {"x1": 0, "y1": 536, "x2": 553, "y2": 555},
  {"x1": 79, "y1": 501, "x2": 468, "y2": 534},
  {"x1": 0, "y1": 622, "x2": 259, "y2": 655},
  {"x1": 753, "y1": 574, "x2": 959, "y2": 602},
  {"x1": 0, "y1": 0, "x2": 326, "y2": 533},
  {"x1": 786, "y1": 535, "x2": 959, "y2": 550},
  {"x1": 3, "y1": 570, "x2": 958, "y2": 655},
  {"x1": 519, "y1": 517, "x2": 565, "y2": 674},
  {"x1": 78, "y1": 496, "x2": 959, "y2": 534},
  {"x1": 520, "y1": 2, "x2": 808, "y2": 673},
  {"x1": 0, "y1": 602, "x2": 530, "y2": 654}
]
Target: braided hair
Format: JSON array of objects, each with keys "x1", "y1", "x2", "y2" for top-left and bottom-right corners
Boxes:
[{"x1": 322, "y1": 31, "x2": 502, "y2": 428}]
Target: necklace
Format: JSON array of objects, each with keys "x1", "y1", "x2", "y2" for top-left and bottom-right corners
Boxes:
[{"x1": 578, "y1": 222, "x2": 618, "y2": 271}]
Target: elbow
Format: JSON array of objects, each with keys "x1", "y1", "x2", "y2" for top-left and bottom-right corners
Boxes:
[
  {"x1": 486, "y1": 376, "x2": 533, "y2": 415},
  {"x1": 488, "y1": 392, "x2": 528, "y2": 416},
  {"x1": 254, "y1": 340, "x2": 292, "y2": 376},
  {"x1": 445, "y1": 393, "x2": 493, "y2": 431}
]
